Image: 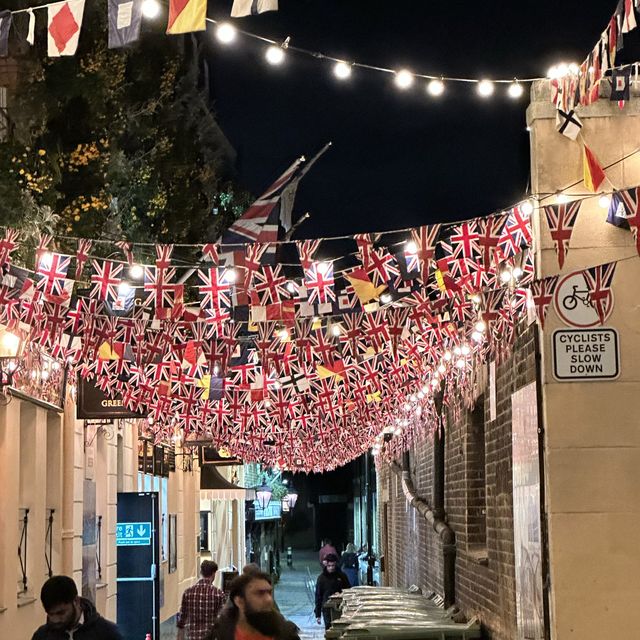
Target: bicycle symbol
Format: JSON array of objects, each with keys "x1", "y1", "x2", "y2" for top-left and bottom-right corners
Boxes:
[{"x1": 562, "y1": 285, "x2": 593, "y2": 311}]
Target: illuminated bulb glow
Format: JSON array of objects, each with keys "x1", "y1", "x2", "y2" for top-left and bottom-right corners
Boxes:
[
  {"x1": 443, "y1": 351, "x2": 452, "y2": 361},
  {"x1": 224, "y1": 269, "x2": 237, "y2": 283},
  {"x1": 508, "y1": 81, "x2": 524, "y2": 99},
  {"x1": 521, "y1": 200, "x2": 534, "y2": 215},
  {"x1": 512, "y1": 267, "x2": 523, "y2": 279},
  {"x1": 334, "y1": 61, "x2": 352, "y2": 80},
  {"x1": 141, "y1": 0, "x2": 160, "y2": 18},
  {"x1": 130, "y1": 264, "x2": 144, "y2": 279},
  {"x1": 598, "y1": 195, "x2": 611, "y2": 209},
  {"x1": 331, "y1": 324, "x2": 342, "y2": 336},
  {"x1": 405, "y1": 240, "x2": 418, "y2": 254},
  {"x1": 556, "y1": 192, "x2": 570, "y2": 204},
  {"x1": 427, "y1": 78, "x2": 445, "y2": 96},
  {"x1": 395, "y1": 69, "x2": 414, "y2": 89},
  {"x1": 461, "y1": 344, "x2": 471, "y2": 356},
  {"x1": 118, "y1": 282, "x2": 132, "y2": 295},
  {"x1": 456, "y1": 358, "x2": 466, "y2": 369},
  {"x1": 265, "y1": 45, "x2": 285, "y2": 65},
  {"x1": 475, "y1": 320, "x2": 486, "y2": 332},
  {"x1": 317, "y1": 261, "x2": 331, "y2": 274},
  {"x1": 278, "y1": 329, "x2": 289, "y2": 340},
  {"x1": 472, "y1": 331, "x2": 483, "y2": 342},
  {"x1": 500, "y1": 269, "x2": 513, "y2": 283},
  {"x1": 286, "y1": 281, "x2": 297, "y2": 293},
  {"x1": 477, "y1": 79, "x2": 494, "y2": 97},
  {"x1": 1, "y1": 331, "x2": 20, "y2": 352},
  {"x1": 39, "y1": 252, "x2": 53, "y2": 269},
  {"x1": 216, "y1": 23, "x2": 237, "y2": 44},
  {"x1": 380, "y1": 293, "x2": 392, "y2": 304},
  {"x1": 437, "y1": 364, "x2": 446, "y2": 374}
]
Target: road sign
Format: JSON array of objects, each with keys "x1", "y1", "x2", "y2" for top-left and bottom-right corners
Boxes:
[
  {"x1": 553, "y1": 271, "x2": 614, "y2": 328},
  {"x1": 552, "y1": 328, "x2": 620, "y2": 381},
  {"x1": 116, "y1": 521, "x2": 152, "y2": 546}
]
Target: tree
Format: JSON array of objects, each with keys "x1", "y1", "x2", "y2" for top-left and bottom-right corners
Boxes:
[{"x1": 0, "y1": 2, "x2": 251, "y2": 253}]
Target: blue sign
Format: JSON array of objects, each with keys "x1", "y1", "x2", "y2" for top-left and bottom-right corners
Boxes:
[{"x1": 116, "y1": 522, "x2": 152, "y2": 546}]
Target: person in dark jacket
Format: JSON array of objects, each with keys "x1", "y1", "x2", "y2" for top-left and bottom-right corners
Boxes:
[
  {"x1": 205, "y1": 571, "x2": 299, "y2": 640},
  {"x1": 32, "y1": 575, "x2": 123, "y2": 640},
  {"x1": 340, "y1": 543, "x2": 360, "y2": 586},
  {"x1": 314, "y1": 553, "x2": 350, "y2": 629}
]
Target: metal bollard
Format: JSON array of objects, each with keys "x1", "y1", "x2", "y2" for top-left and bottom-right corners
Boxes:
[{"x1": 286, "y1": 546, "x2": 293, "y2": 567}]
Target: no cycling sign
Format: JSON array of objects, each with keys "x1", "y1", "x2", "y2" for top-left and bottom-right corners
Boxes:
[{"x1": 552, "y1": 328, "x2": 620, "y2": 381}]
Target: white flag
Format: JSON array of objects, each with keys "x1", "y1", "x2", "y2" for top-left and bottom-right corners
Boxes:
[
  {"x1": 231, "y1": 0, "x2": 278, "y2": 18},
  {"x1": 47, "y1": 0, "x2": 85, "y2": 57}
]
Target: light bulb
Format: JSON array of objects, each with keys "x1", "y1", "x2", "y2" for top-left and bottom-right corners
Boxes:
[
  {"x1": 427, "y1": 78, "x2": 445, "y2": 96},
  {"x1": 265, "y1": 45, "x2": 285, "y2": 65},
  {"x1": 331, "y1": 324, "x2": 341, "y2": 336},
  {"x1": 477, "y1": 79, "x2": 494, "y2": 97},
  {"x1": 141, "y1": 0, "x2": 160, "y2": 18},
  {"x1": 118, "y1": 281, "x2": 132, "y2": 295},
  {"x1": 500, "y1": 269, "x2": 512, "y2": 283},
  {"x1": 317, "y1": 261, "x2": 331, "y2": 274},
  {"x1": 598, "y1": 195, "x2": 611, "y2": 209},
  {"x1": 405, "y1": 240, "x2": 418, "y2": 254},
  {"x1": 456, "y1": 358, "x2": 466, "y2": 369},
  {"x1": 508, "y1": 81, "x2": 524, "y2": 99},
  {"x1": 521, "y1": 199, "x2": 534, "y2": 215},
  {"x1": 286, "y1": 281, "x2": 297, "y2": 293},
  {"x1": 277, "y1": 328, "x2": 289, "y2": 340},
  {"x1": 216, "y1": 23, "x2": 237, "y2": 44},
  {"x1": 453, "y1": 346, "x2": 462, "y2": 356},
  {"x1": 512, "y1": 267, "x2": 523, "y2": 279},
  {"x1": 475, "y1": 320, "x2": 486, "y2": 332},
  {"x1": 472, "y1": 331, "x2": 483, "y2": 342},
  {"x1": 556, "y1": 192, "x2": 570, "y2": 204},
  {"x1": 568, "y1": 62, "x2": 580, "y2": 75},
  {"x1": 547, "y1": 65, "x2": 558, "y2": 79},
  {"x1": 224, "y1": 268, "x2": 237, "y2": 283},
  {"x1": 380, "y1": 293, "x2": 392, "y2": 304},
  {"x1": 437, "y1": 364, "x2": 446, "y2": 374},
  {"x1": 430, "y1": 378, "x2": 439, "y2": 388},
  {"x1": 556, "y1": 63, "x2": 569, "y2": 77},
  {"x1": 443, "y1": 350, "x2": 452, "y2": 361},
  {"x1": 333, "y1": 61, "x2": 352, "y2": 80},
  {"x1": 129, "y1": 264, "x2": 144, "y2": 279},
  {"x1": 394, "y1": 69, "x2": 414, "y2": 90}
]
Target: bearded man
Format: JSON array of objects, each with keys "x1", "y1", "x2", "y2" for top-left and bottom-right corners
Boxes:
[{"x1": 205, "y1": 572, "x2": 299, "y2": 640}]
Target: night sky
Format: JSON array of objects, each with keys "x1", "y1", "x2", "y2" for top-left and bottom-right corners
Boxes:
[{"x1": 207, "y1": 1, "x2": 626, "y2": 238}]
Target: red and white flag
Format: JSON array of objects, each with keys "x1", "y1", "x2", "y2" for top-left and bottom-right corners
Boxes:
[{"x1": 48, "y1": 0, "x2": 85, "y2": 57}]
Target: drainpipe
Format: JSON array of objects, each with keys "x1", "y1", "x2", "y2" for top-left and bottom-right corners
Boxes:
[{"x1": 391, "y1": 443, "x2": 456, "y2": 607}]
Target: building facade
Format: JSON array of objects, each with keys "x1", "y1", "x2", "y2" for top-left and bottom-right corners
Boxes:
[{"x1": 378, "y1": 83, "x2": 640, "y2": 639}]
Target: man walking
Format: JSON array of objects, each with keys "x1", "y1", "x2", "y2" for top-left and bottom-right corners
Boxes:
[
  {"x1": 178, "y1": 560, "x2": 226, "y2": 640},
  {"x1": 205, "y1": 571, "x2": 299, "y2": 640},
  {"x1": 315, "y1": 553, "x2": 350, "y2": 629},
  {"x1": 32, "y1": 575, "x2": 123, "y2": 639}
]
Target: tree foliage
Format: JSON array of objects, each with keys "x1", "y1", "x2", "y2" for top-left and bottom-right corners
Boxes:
[{"x1": 0, "y1": 3, "x2": 251, "y2": 249}]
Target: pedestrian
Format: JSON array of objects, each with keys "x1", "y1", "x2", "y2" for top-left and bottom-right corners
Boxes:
[
  {"x1": 204, "y1": 571, "x2": 299, "y2": 640},
  {"x1": 318, "y1": 538, "x2": 338, "y2": 567},
  {"x1": 340, "y1": 543, "x2": 359, "y2": 586},
  {"x1": 31, "y1": 575, "x2": 123, "y2": 639},
  {"x1": 177, "y1": 560, "x2": 226, "y2": 640},
  {"x1": 242, "y1": 563, "x2": 262, "y2": 576},
  {"x1": 314, "y1": 553, "x2": 350, "y2": 629}
]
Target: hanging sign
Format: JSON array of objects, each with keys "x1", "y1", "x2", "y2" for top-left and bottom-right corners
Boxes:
[
  {"x1": 77, "y1": 376, "x2": 147, "y2": 419},
  {"x1": 552, "y1": 328, "x2": 620, "y2": 381}
]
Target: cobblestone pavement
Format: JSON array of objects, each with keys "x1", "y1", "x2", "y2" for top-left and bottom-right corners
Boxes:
[{"x1": 275, "y1": 549, "x2": 325, "y2": 640}]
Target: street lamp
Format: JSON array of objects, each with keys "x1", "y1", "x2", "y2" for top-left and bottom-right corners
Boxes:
[
  {"x1": 256, "y1": 479, "x2": 272, "y2": 510},
  {"x1": 285, "y1": 485, "x2": 299, "y2": 509},
  {"x1": 0, "y1": 327, "x2": 24, "y2": 395}
]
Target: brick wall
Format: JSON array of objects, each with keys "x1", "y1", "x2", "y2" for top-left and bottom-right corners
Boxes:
[{"x1": 379, "y1": 324, "x2": 537, "y2": 639}]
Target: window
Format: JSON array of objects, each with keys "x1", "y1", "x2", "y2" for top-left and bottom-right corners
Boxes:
[{"x1": 466, "y1": 397, "x2": 487, "y2": 551}]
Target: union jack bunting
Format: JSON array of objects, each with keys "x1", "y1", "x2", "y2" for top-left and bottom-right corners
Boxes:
[
  {"x1": 90, "y1": 260, "x2": 123, "y2": 302},
  {"x1": 74, "y1": 238, "x2": 93, "y2": 281},
  {"x1": 544, "y1": 201, "x2": 581, "y2": 269},
  {"x1": 35, "y1": 233, "x2": 53, "y2": 267},
  {"x1": 202, "y1": 243, "x2": 219, "y2": 265},
  {"x1": 0, "y1": 228, "x2": 19, "y2": 272},
  {"x1": 583, "y1": 262, "x2": 617, "y2": 325},
  {"x1": 354, "y1": 233, "x2": 373, "y2": 271},
  {"x1": 198, "y1": 267, "x2": 232, "y2": 310},
  {"x1": 610, "y1": 187, "x2": 640, "y2": 255},
  {"x1": 35, "y1": 252, "x2": 71, "y2": 302},
  {"x1": 367, "y1": 248, "x2": 399, "y2": 284},
  {"x1": 253, "y1": 265, "x2": 287, "y2": 304},
  {"x1": 296, "y1": 239, "x2": 321, "y2": 270},
  {"x1": 497, "y1": 206, "x2": 532, "y2": 260},
  {"x1": 116, "y1": 241, "x2": 134, "y2": 266},
  {"x1": 305, "y1": 261, "x2": 335, "y2": 304},
  {"x1": 529, "y1": 276, "x2": 559, "y2": 328},
  {"x1": 410, "y1": 224, "x2": 441, "y2": 282},
  {"x1": 478, "y1": 214, "x2": 508, "y2": 271},
  {"x1": 447, "y1": 221, "x2": 481, "y2": 260}
]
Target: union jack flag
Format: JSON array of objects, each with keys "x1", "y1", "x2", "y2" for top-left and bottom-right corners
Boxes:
[
  {"x1": 368, "y1": 248, "x2": 399, "y2": 284},
  {"x1": 529, "y1": 276, "x2": 559, "y2": 328},
  {"x1": 90, "y1": 260, "x2": 123, "y2": 302},
  {"x1": 305, "y1": 261, "x2": 335, "y2": 304},
  {"x1": 583, "y1": 262, "x2": 617, "y2": 325},
  {"x1": 35, "y1": 252, "x2": 71, "y2": 302},
  {"x1": 296, "y1": 239, "x2": 321, "y2": 270},
  {"x1": 198, "y1": 267, "x2": 232, "y2": 310},
  {"x1": 74, "y1": 239, "x2": 93, "y2": 281},
  {"x1": 478, "y1": 214, "x2": 508, "y2": 271},
  {"x1": 410, "y1": 224, "x2": 441, "y2": 282},
  {"x1": 253, "y1": 265, "x2": 287, "y2": 304},
  {"x1": 448, "y1": 221, "x2": 481, "y2": 260},
  {"x1": 0, "y1": 228, "x2": 19, "y2": 273},
  {"x1": 498, "y1": 206, "x2": 532, "y2": 260},
  {"x1": 544, "y1": 202, "x2": 581, "y2": 269}
]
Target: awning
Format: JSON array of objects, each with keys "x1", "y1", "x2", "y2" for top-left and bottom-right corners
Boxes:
[{"x1": 200, "y1": 465, "x2": 255, "y2": 501}]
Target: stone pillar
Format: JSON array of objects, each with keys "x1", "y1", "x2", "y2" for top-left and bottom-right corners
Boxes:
[{"x1": 527, "y1": 82, "x2": 640, "y2": 639}]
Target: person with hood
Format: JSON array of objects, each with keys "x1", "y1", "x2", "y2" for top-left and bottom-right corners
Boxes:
[
  {"x1": 314, "y1": 553, "x2": 351, "y2": 629},
  {"x1": 205, "y1": 571, "x2": 299, "y2": 640},
  {"x1": 32, "y1": 575, "x2": 123, "y2": 639}
]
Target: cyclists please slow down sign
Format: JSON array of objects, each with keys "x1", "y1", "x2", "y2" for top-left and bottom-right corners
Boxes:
[{"x1": 552, "y1": 328, "x2": 620, "y2": 381}]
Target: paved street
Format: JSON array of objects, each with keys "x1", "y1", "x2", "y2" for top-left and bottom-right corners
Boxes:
[{"x1": 275, "y1": 550, "x2": 325, "y2": 640}]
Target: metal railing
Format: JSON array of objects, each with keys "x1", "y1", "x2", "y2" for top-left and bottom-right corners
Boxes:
[
  {"x1": 45, "y1": 509, "x2": 55, "y2": 578},
  {"x1": 96, "y1": 515, "x2": 102, "y2": 581},
  {"x1": 18, "y1": 508, "x2": 29, "y2": 593}
]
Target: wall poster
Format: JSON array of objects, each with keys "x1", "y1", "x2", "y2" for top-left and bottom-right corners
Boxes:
[{"x1": 511, "y1": 382, "x2": 545, "y2": 640}]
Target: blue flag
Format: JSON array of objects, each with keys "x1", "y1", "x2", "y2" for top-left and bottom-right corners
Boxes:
[{"x1": 108, "y1": 0, "x2": 142, "y2": 49}]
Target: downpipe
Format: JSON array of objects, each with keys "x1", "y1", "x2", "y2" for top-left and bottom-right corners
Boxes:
[{"x1": 391, "y1": 448, "x2": 456, "y2": 607}]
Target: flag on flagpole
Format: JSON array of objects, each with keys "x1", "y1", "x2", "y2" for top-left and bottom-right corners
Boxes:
[
  {"x1": 583, "y1": 144, "x2": 607, "y2": 192},
  {"x1": 48, "y1": 0, "x2": 85, "y2": 57},
  {"x1": 108, "y1": 0, "x2": 143, "y2": 48},
  {"x1": 167, "y1": 0, "x2": 206, "y2": 34},
  {"x1": 0, "y1": 10, "x2": 12, "y2": 57},
  {"x1": 231, "y1": 0, "x2": 278, "y2": 18}
]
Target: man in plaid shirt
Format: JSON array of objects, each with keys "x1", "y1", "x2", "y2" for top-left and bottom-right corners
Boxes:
[{"x1": 177, "y1": 560, "x2": 226, "y2": 640}]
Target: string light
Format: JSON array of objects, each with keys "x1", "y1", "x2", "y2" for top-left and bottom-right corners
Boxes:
[
  {"x1": 129, "y1": 264, "x2": 144, "y2": 279},
  {"x1": 331, "y1": 324, "x2": 342, "y2": 336},
  {"x1": 333, "y1": 61, "x2": 352, "y2": 80},
  {"x1": 380, "y1": 293, "x2": 392, "y2": 304},
  {"x1": 520, "y1": 199, "x2": 534, "y2": 215},
  {"x1": 477, "y1": 79, "x2": 494, "y2": 97},
  {"x1": 598, "y1": 194, "x2": 611, "y2": 209},
  {"x1": 141, "y1": 0, "x2": 160, "y2": 18},
  {"x1": 427, "y1": 78, "x2": 445, "y2": 97},
  {"x1": 277, "y1": 328, "x2": 289, "y2": 340},
  {"x1": 556, "y1": 192, "x2": 570, "y2": 204},
  {"x1": 317, "y1": 261, "x2": 331, "y2": 274},
  {"x1": 216, "y1": 22, "x2": 237, "y2": 44},
  {"x1": 405, "y1": 240, "x2": 418, "y2": 254},
  {"x1": 508, "y1": 81, "x2": 524, "y2": 99},
  {"x1": 118, "y1": 281, "x2": 132, "y2": 295},
  {"x1": 286, "y1": 281, "x2": 297, "y2": 293},
  {"x1": 265, "y1": 45, "x2": 286, "y2": 65},
  {"x1": 224, "y1": 268, "x2": 237, "y2": 283},
  {"x1": 394, "y1": 69, "x2": 414, "y2": 90},
  {"x1": 471, "y1": 331, "x2": 483, "y2": 342},
  {"x1": 475, "y1": 320, "x2": 486, "y2": 333}
]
